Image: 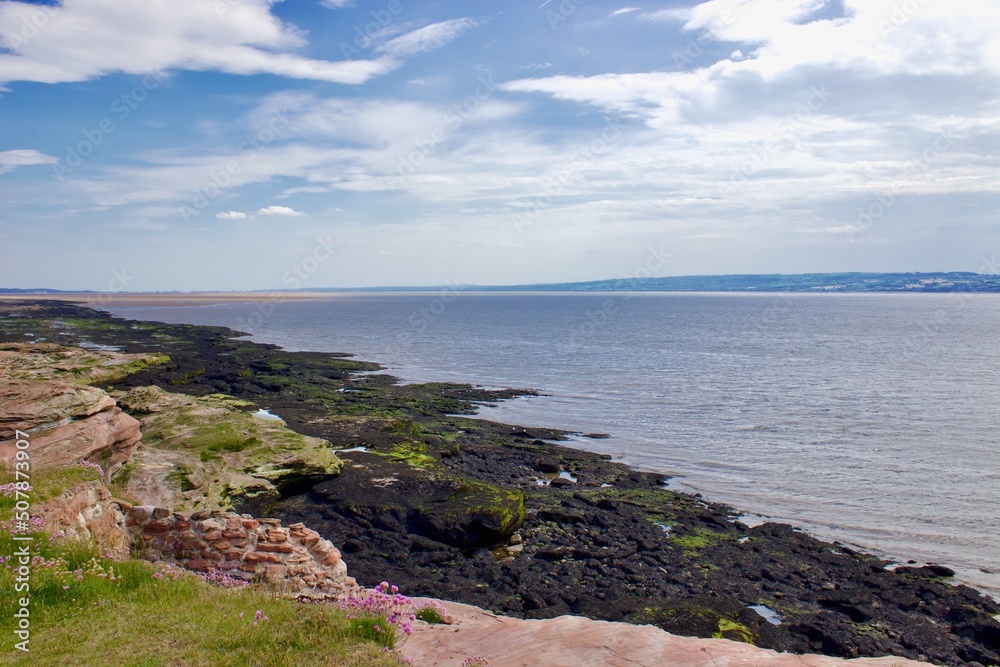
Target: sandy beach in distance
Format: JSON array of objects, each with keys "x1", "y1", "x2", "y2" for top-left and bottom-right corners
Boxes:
[{"x1": 0, "y1": 292, "x2": 336, "y2": 307}]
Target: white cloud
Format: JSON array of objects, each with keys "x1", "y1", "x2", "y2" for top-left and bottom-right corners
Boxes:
[
  {"x1": 216, "y1": 211, "x2": 248, "y2": 220},
  {"x1": 258, "y1": 205, "x2": 304, "y2": 217},
  {"x1": 275, "y1": 186, "x2": 330, "y2": 199},
  {"x1": 320, "y1": 0, "x2": 354, "y2": 8},
  {"x1": 377, "y1": 18, "x2": 479, "y2": 60},
  {"x1": 0, "y1": 149, "x2": 57, "y2": 174},
  {"x1": 0, "y1": 1, "x2": 475, "y2": 86},
  {"x1": 797, "y1": 225, "x2": 863, "y2": 234},
  {"x1": 610, "y1": 7, "x2": 640, "y2": 18},
  {"x1": 642, "y1": 8, "x2": 691, "y2": 22},
  {"x1": 509, "y1": 0, "x2": 1000, "y2": 126}
]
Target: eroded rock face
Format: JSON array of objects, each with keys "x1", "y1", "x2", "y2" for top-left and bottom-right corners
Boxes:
[
  {"x1": 125, "y1": 506, "x2": 357, "y2": 600},
  {"x1": 0, "y1": 380, "x2": 115, "y2": 439},
  {"x1": 0, "y1": 379, "x2": 141, "y2": 477},
  {"x1": 34, "y1": 481, "x2": 129, "y2": 551}
]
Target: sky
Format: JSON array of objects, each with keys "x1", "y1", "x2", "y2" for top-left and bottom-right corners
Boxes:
[{"x1": 0, "y1": 0, "x2": 998, "y2": 291}]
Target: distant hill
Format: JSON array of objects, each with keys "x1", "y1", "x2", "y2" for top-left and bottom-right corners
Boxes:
[
  {"x1": 5, "y1": 273, "x2": 1000, "y2": 295},
  {"x1": 300, "y1": 272, "x2": 1000, "y2": 294},
  {"x1": 478, "y1": 272, "x2": 1000, "y2": 293}
]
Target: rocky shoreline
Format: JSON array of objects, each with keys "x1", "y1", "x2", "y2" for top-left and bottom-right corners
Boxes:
[{"x1": 2, "y1": 300, "x2": 999, "y2": 667}]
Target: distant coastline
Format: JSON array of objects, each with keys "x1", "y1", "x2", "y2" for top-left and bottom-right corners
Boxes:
[{"x1": 4, "y1": 271, "x2": 1000, "y2": 296}]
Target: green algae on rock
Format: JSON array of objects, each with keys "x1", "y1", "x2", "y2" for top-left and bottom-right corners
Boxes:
[{"x1": 114, "y1": 385, "x2": 343, "y2": 514}]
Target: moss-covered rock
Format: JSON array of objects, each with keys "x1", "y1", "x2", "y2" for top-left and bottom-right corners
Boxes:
[
  {"x1": 630, "y1": 597, "x2": 760, "y2": 644},
  {"x1": 113, "y1": 385, "x2": 343, "y2": 513},
  {"x1": 0, "y1": 341, "x2": 168, "y2": 385},
  {"x1": 312, "y1": 455, "x2": 524, "y2": 549}
]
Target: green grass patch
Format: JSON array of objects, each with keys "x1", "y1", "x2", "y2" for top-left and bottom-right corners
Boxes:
[
  {"x1": 0, "y1": 531, "x2": 400, "y2": 667},
  {"x1": 0, "y1": 465, "x2": 102, "y2": 513}
]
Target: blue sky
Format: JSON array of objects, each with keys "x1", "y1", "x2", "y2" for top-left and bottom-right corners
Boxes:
[{"x1": 0, "y1": 0, "x2": 998, "y2": 291}]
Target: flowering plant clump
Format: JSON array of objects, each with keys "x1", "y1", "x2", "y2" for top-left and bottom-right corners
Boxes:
[
  {"x1": 0, "y1": 540, "x2": 131, "y2": 601},
  {"x1": 151, "y1": 563, "x2": 185, "y2": 583},
  {"x1": 197, "y1": 569, "x2": 250, "y2": 588},
  {"x1": 462, "y1": 657, "x2": 491, "y2": 667},
  {"x1": 104, "y1": 546, "x2": 128, "y2": 562},
  {"x1": 0, "y1": 482, "x2": 32, "y2": 497},
  {"x1": 337, "y1": 581, "x2": 416, "y2": 650},
  {"x1": 414, "y1": 600, "x2": 449, "y2": 624},
  {"x1": 78, "y1": 459, "x2": 105, "y2": 480},
  {"x1": 0, "y1": 514, "x2": 44, "y2": 535}
]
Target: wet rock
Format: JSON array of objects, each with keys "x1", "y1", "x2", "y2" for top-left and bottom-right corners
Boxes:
[
  {"x1": 896, "y1": 564, "x2": 956, "y2": 578},
  {"x1": 540, "y1": 507, "x2": 586, "y2": 524},
  {"x1": 533, "y1": 457, "x2": 561, "y2": 473}
]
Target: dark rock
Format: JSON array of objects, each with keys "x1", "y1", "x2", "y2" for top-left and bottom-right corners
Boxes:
[
  {"x1": 533, "y1": 457, "x2": 561, "y2": 473},
  {"x1": 311, "y1": 462, "x2": 524, "y2": 549},
  {"x1": 540, "y1": 508, "x2": 586, "y2": 524},
  {"x1": 817, "y1": 588, "x2": 875, "y2": 623},
  {"x1": 897, "y1": 564, "x2": 957, "y2": 578},
  {"x1": 341, "y1": 539, "x2": 365, "y2": 554},
  {"x1": 948, "y1": 606, "x2": 1000, "y2": 650},
  {"x1": 535, "y1": 546, "x2": 569, "y2": 561}
]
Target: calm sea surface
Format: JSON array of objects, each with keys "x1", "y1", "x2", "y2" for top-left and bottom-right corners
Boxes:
[{"x1": 105, "y1": 293, "x2": 1000, "y2": 598}]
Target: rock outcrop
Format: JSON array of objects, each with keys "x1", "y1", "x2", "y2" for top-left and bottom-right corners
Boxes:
[
  {"x1": 0, "y1": 378, "x2": 141, "y2": 476},
  {"x1": 404, "y1": 599, "x2": 936, "y2": 667},
  {"x1": 0, "y1": 338, "x2": 357, "y2": 602},
  {"x1": 309, "y1": 457, "x2": 526, "y2": 550},
  {"x1": 0, "y1": 342, "x2": 165, "y2": 476},
  {"x1": 34, "y1": 480, "x2": 129, "y2": 551},
  {"x1": 114, "y1": 385, "x2": 344, "y2": 514},
  {"x1": 125, "y1": 505, "x2": 357, "y2": 599},
  {"x1": 0, "y1": 341, "x2": 168, "y2": 385}
]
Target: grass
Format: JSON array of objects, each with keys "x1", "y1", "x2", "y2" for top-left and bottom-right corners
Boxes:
[
  {"x1": 0, "y1": 529, "x2": 401, "y2": 667},
  {"x1": 0, "y1": 465, "x2": 102, "y2": 514}
]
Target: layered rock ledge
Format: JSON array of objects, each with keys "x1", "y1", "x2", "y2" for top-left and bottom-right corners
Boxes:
[{"x1": 405, "y1": 599, "x2": 933, "y2": 667}]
